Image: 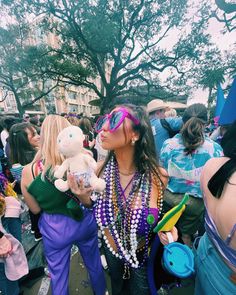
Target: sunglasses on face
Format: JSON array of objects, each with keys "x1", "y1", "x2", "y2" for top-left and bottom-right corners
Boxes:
[{"x1": 95, "y1": 108, "x2": 140, "y2": 133}]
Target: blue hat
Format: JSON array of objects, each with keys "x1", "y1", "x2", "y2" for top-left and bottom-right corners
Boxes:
[{"x1": 219, "y1": 77, "x2": 236, "y2": 125}]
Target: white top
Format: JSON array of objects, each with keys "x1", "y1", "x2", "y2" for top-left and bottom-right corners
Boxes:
[
  {"x1": 0, "y1": 129, "x2": 9, "y2": 156},
  {"x1": 4, "y1": 197, "x2": 22, "y2": 218}
]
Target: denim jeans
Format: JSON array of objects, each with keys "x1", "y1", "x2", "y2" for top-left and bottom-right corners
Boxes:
[
  {"x1": 2, "y1": 217, "x2": 22, "y2": 242},
  {"x1": 0, "y1": 218, "x2": 21, "y2": 295},
  {"x1": 194, "y1": 233, "x2": 236, "y2": 295},
  {"x1": 103, "y1": 243, "x2": 150, "y2": 295},
  {"x1": 0, "y1": 265, "x2": 19, "y2": 295}
]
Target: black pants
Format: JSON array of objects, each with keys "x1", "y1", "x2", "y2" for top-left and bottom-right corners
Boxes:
[
  {"x1": 103, "y1": 243, "x2": 150, "y2": 295},
  {"x1": 29, "y1": 210, "x2": 41, "y2": 236}
]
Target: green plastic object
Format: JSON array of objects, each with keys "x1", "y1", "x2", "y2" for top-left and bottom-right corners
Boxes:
[
  {"x1": 147, "y1": 214, "x2": 155, "y2": 225},
  {"x1": 153, "y1": 193, "x2": 189, "y2": 233}
]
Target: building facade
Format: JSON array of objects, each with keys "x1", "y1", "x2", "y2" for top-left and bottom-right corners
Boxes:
[{"x1": 1, "y1": 16, "x2": 109, "y2": 117}]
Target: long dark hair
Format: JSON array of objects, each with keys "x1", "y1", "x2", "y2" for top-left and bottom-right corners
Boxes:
[
  {"x1": 98, "y1": 104, "x2": 163, "y2": 181},
  {"x1": 181, "y1": 103, "x2": 208, "y2": 155},
  {"x1": 208, "y1": 121, "x2": 236, "y2": 198},
  {"x1": 9, "y1": 122, "x2": 37, "y2": 166},
  {"x1": 78, "y1": 117, "x2": 93, "y2": 135}
]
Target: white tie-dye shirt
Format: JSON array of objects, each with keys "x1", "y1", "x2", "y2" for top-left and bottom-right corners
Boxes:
[{"x1": 160, "y1": 134, "x2": 223, "y2": 198}]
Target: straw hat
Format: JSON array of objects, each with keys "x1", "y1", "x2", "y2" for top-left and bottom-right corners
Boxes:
[{"x1": 147, "y1": 99, "x2": 169, "y2": 113}]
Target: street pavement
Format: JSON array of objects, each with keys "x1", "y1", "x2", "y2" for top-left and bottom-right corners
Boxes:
[{"x1": 21, "y1": 251, "x2": 195, "y2": 295}]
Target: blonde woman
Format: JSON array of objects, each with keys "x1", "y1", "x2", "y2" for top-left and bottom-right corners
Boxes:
[{"x1": 21, "y1": 115, "x2": 106, "y2": 295}]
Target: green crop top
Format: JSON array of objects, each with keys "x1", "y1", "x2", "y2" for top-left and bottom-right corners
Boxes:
[{"x1": 27, "y1": 173, "x2": 83, "y2": 221}]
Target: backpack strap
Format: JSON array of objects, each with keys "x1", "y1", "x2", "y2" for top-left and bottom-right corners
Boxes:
[{"x1": 160, "y1": 119, "x2": 173, "y2": 136}]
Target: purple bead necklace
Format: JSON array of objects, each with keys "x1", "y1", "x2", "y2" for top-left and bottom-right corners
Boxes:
[{"x1": 95, "y1": 156, "x2": 153, "y2": 269}]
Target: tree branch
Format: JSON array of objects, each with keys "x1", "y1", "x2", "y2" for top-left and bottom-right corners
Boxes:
[
  {"x1": 215, "y1": 0, "x2": 236, "y2": 14},
  {"x1": 22, "y1": 80, "x2": 59, "y2": 107},
  {"x1": 0, "y1": 88, "x2": 9, "y2": 102}
]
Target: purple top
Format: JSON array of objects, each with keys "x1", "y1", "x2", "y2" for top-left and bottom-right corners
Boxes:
[
  {"x1": 99, "y1": 207, "x2": 159, "y2": 236},
  {"x1": 138, "y1": 207, "x2": 159, "y2": 235}
]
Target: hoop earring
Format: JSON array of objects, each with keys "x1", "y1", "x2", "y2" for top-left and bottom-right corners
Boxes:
[{"x1": 131, "y1": 138, "x2": 136, "y2": 146}]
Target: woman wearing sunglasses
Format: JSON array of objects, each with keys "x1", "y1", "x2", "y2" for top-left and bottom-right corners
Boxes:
[{"x1": 68, "y1": 104, "x2": 178, "y2": 295}]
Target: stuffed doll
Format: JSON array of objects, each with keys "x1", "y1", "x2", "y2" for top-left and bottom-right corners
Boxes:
[
  {"x1": 54, "y1": 126, "x2": 106, "y2": 194},
  {"x1": 0, "y1": 194, "x2": 29, "y2": 281}
]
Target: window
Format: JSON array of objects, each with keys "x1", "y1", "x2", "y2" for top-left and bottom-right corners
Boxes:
[
  {"x1": 5, "y1": 93, "x2": 17, "y2": 111},
  {"x1": 69, "y1": 104, "x2": 78, "y2": 112},
  {"x1": 68, "y1": 91, "x2": 77, "y2": 101},
  {"x1": 81, "y1": 93, "x2": 85, "y2": 105}
]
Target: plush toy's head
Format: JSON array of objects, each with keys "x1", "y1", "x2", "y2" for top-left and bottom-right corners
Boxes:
[{"x1": 57, "y1": 126, "x2": 85, "y2": 157}]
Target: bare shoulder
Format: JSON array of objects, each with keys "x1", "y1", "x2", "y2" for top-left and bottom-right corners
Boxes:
[
  {"x1": 22, "y1": 163, "x2": 33, "y2": 186},
  {"x1": 158, "y1": 166, "x2": 168, "y2": 188},
  {"x1": 22, "y1": 164, "x2": 31, "y2": 177},
  {"x1": 201, "y1": 157, "x2": 229, "y2": 189},
  {"x1": 96, "y1": 160, "x2": 105, "y2": 176},
  {"x1": 202, "y1": 157, "x2": 229, "y2": 176},
  {"x1": 150, "y1": 166, "x2": 168, "y2": 207}
]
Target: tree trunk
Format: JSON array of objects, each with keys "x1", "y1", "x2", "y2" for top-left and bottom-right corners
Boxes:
[
  {"x1": 207, "y1": 87, "x2": 213, "y2": 120},
  {"x1": 100, "y1": 96, "x2": 111, "y2": 114},
  {"x1": 13, "y1": 90, "x2": 24, "y2": 118}
]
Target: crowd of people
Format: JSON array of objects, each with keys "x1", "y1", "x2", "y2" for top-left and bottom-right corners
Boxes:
[{"x1": 0, "y1": 101, "x2": 235, "y2": 295}]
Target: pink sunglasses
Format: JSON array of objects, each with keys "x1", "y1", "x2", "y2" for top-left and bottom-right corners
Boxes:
[{"x1": 95, "y1": 108, "x2": 140, "y2": 133}]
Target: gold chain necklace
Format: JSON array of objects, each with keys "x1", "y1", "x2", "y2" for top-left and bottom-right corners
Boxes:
[{"x1": 119, "y1": 170, "x2": 136, "y2": 176}]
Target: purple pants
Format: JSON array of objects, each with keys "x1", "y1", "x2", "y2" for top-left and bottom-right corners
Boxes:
[{"x1": 39, "y1": 211, "x2": 106, "y2": 295}]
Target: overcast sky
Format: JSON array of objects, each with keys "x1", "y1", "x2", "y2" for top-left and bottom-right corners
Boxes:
[
  {"x1": 189, "y1": 16, "x2": 236, "y2": 105},
  {"x1": 188, "y1": 2, "x2": 236, "y2": 105},
  {"x1": 155, "y1": 1, "x2": 236, "y2": 105},
  {"x1": 1, "y1": 1, "x2": 235, "y2": 106}
]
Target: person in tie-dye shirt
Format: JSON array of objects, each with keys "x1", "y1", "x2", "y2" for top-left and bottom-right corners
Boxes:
[{"x1": 160, "y1": 103, "x2": 223, "y2": 246}]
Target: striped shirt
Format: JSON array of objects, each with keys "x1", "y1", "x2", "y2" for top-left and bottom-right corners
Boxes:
[{"x1": 205, "y1": 210, "x2": 236, "y2": 268}]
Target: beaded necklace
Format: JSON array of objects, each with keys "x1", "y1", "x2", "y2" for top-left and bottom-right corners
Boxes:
[{"x1": 94, "y1": 156, "x2": 164, "y2": 270}]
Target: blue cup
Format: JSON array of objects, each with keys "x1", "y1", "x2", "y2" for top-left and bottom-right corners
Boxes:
[
  {"x1": 10, "y1": 164, "x2": 23, "y2": 182},
  {"x1": 162, "y1": 242, "x2": 195, "y2": 278}
]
